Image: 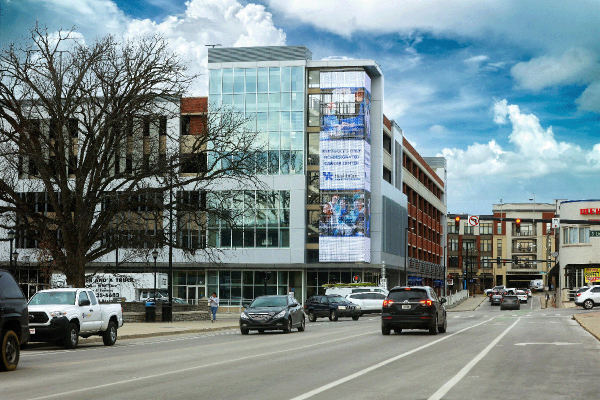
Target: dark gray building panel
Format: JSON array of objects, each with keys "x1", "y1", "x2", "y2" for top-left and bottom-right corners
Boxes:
[{"x1": 208, "y1": 46, "x2": 312, "y2": 63}]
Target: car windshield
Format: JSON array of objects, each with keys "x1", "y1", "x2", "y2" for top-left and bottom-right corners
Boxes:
[
  {"x1": 328, "y1": 296, "x2": 347, "y2": 303},
  {"x1": 388, "y1": 289, "x2": 428, "y2": 301},
  {"x1": 250, "y1": 297, "x2": 287, "y2": 307},
  {"x1": 29, "y1": 291, "x2": 76, "y2": 306}
]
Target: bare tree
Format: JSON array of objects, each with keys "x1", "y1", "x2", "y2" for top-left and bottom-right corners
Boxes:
[{"x1": 0, "y1": 26, "x2": 262, "y2": 287}]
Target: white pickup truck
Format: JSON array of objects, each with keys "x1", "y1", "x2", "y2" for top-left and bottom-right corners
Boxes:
[{"x1": 27, "y1": 288, "x2": 124, "y2": 349}]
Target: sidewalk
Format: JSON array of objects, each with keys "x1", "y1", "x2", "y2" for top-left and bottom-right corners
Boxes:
[
  {"x1": 573, "y1": 311, "x2": 600, "y2": 342},
  {"x1": 446, "y1": 295, "x2": 486, "y2": 312}
]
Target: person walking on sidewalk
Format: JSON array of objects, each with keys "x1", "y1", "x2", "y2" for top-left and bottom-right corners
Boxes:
[{"x1": 208, "y1": 292, "x2": 220, "y2": 322}]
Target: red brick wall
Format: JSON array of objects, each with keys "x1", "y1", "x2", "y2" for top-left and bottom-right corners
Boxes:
[
  {"x1": 181, "y1": 97, "x2": 207, "y2": 114},
  {"x1": 403, "y1": 137, "x2": 444, "y2": 188}
]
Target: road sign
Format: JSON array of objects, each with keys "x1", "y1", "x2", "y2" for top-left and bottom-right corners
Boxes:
[
  {"x1": 468, "y1": 215, "x2": 479, "y2": 226},
  {"x1": 552, "y1": 218, "x2": 560, "y2": 228}
]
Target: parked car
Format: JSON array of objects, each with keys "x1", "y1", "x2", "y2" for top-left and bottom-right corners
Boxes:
[
  {"x1": 381, "y1": 286, "x2": 447, "y2": 335},
  {"x1": 490, "y1": 293, "x2": 503, "y2": 306},
  {"x1": 516, "y1": 290, "x2": 528, "y2": 303},
  {"x1": 575, "y1": 286, "x2": 600, "y2": 309},
  {"x1": 0, "y1": 269, "x2": 29, "y2": 372},
  {"x1": 345, "y1": 292, "x2": 386, "y2": 314},
  {"x1": 304, "y1": 295, "x2": 361, "y2": 322},
  {"x1": 28, "y1": 288, "x2": 123, "y2": 349},
  {"x1": 239, "y1": 295, "x2": 305, "y2": 334},
  {"x1": 500, "y1": 295, "x2": 520, "y2": 310},
  {"x1": 325, "y1": 286, "x2": 388, "y2": 297}
]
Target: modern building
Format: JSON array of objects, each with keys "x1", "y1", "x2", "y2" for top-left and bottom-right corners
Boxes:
[
  {"x1": 6, "y1": 45, "x2": 447, "y2": 305},
  {"x1": 555, "y1": 200, "x2": 600, "y2": 304}
]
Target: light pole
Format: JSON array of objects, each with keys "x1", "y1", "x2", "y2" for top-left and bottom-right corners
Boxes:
[
  {"x1": 529, "y1": 193, "x2": 536, "y2": 234},
  {"x1": 12, "y1": 251, "x2": 19, "y2": 278},
  {"x1": 404, "y1": 227, "x2": 414, "y2": 286},
  {"x1": 7, "y1": 229, "x2": 15, "y2": 271},
  {"x1": 152, "y1": 249, "x2": 159, "y2": 302}
]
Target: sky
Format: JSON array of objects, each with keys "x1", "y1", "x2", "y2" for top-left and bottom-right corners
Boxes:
[{"x1": 1, "y1": 0, "x2": 599, "y2": 215}]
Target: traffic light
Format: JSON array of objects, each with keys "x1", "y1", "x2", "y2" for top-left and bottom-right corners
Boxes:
[
  {"x1": 515, "y1": 218, "x2": 521, "y2": 233},
  {"x1": 455, "y1": 216, "x2": 460, "y2": 228}
]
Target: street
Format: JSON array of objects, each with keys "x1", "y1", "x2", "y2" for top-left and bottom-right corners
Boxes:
[{"x1": 5, "y1": 297, "x2": 600, "y2": 400}]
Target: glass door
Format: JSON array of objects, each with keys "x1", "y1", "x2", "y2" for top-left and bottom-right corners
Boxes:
[{"x1": 187, "y1": 286, "x2": 206, "y2": 305}]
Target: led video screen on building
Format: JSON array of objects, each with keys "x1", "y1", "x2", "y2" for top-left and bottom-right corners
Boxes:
[{"x1": 319, "y1": 70, "x2": 372, "y2": 263}]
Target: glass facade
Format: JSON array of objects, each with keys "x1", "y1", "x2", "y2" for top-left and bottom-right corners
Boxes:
[
  {"x1": 206, "y1": 190, "x2": 290, "y2": 249},
  {"x1": 209, "y1": 67, "x2": 305, "y2": 176}
]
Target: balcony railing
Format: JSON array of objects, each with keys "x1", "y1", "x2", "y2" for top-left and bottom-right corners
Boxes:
[
  {"x1": 512, "y1": 228, "x2": 537, "y2": 237},
  {"x1": 510, "y1": 262, "x2": 537, "y2": 269},
  {"x1": 511, "y1": 246, "x2": 536, "y2": 253}
]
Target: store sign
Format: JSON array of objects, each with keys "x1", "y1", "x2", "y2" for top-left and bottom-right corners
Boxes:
[
  {"x1": 590, "y1": 231, "x2": 600, "y2": 237},
  {"x1": 585, "y1": 268, "x2": 600, "y2": 283},
  {"x1": 581, "y1": 208, "x2": 600, "y2": 215}
]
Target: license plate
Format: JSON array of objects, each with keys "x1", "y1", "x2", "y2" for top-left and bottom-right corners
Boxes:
[
  {"x1": 338, "y1": 306, "x2": 346, "y2": 310},
  {"x1": 29, "y1": 328, "x2": 35, "y2": 334},
  {"x1": 402, "y1": 305, "x2": 411, "y2": 310}
]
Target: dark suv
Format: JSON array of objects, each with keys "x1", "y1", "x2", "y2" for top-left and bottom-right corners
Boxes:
[
  {"x1": 304, "y1": 295, "x2": 361, "y2": 322},
  {"x1": 381, "y1": 286, "x2": 447, "y2": 335},
  {"x1": 0, "y1": 269, "x2": 29, "y2": 371}
]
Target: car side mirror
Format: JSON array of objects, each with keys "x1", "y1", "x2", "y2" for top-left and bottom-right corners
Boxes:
[
  {"x1": 242, "y1": 303, "x2": 250, "y2": 308},
  {"x1": 79, "y1": 299, "x2": 91, "y2": 306},
  {"x1": 440, "y1": 298, "x2": 447, "y2": 304}
]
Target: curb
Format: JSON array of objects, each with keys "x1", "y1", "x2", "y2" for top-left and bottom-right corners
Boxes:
[
  {"x1": 24, "y1": 325, "x2": 239, "y2": 349},
  {"x1": 573, "y1": 315, "x2": 600, "y2": 342}
]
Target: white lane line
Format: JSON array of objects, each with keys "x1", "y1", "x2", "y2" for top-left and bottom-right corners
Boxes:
[
  {"x1": 427, "y1": 318, "x2": 520, "y2": 400},
  {"x1": 290, "y1": 316, "x2": 498, "y2": 400},
  {"x1": 25, "y1": 329, "x2": 378, "y2": 400}
]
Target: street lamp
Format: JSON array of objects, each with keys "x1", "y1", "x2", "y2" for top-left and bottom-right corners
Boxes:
[
  {"x1": 152, "y1": 249, "x2": 159, "y2": 302},
  {"x1": 7, "y1": 229, "x2": 15, "y2": 271},
  {"x1": 405, "y1": 227, "x2": 414, "y2": 286},
  {"x1": 529, "y1": 193, "x2": 536, "y2": 234}
]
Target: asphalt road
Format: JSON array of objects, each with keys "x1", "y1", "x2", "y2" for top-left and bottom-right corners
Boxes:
[{"x1": 6, "y1": 298, "x2": 600, "y2": 400}]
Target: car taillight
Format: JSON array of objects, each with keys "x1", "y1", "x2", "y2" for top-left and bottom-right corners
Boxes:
[
  {"x1": 419, "y1": 300, "x2": 433, "y2": 307},
  {"x1": 576, "y1": 293, "x2": 581, "y2": 297},
  {"x1": 383, "y1": 299, "x2": 394, "y2": 307}
]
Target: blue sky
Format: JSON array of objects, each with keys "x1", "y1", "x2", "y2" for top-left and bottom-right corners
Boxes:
[{"x1": 2, "y1": 0, "x2": 599, "y2": 214}]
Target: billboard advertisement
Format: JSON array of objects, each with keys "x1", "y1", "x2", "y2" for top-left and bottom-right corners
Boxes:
[
  {"x1": 320, "y1": 139, "x2": 371, "y2": 192},
  {"x1": 318, "y1": 70, "x2": 372, "y2": 263}
]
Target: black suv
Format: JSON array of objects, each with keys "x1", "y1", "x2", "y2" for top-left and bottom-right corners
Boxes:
[
  {"x1": 0, "y1": 269, "x2": 29, "y2": 371},
  {"x1": 381, "y1": 286, "x2": 447, "y2": 335},
  {"x1": 304, "y1": 295, "x2": 361, "y2": 322}
]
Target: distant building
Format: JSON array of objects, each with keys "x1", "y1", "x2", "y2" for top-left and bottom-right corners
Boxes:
[{"x1": 555, "y1": 200, "x2": 600, "y2": 305}]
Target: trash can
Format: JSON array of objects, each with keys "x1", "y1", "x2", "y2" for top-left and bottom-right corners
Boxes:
[
  {"x1": 162, "y1": 302, "x2": 172, "y2": 322},
  {"x1": 145, "y1": 301, "x2": 156, "y2": 322}
]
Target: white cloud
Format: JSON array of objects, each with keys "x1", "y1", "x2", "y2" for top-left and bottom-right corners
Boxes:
[
  {"x1": 265, "y1": 0, "x2": 600, "y2": 52},
  {"x1": 464, "y1": 55, "x2": 489, "y2": 64},
  {"x1": 124, "y1": 0, "x2": 285, "y2": 94},
  {"x1": 576, "y1": 81, "x2": 600, "y2": 113},
  {"x1": 441, "y1": 99, "x2": 598, "y2": 181},
  {"x1": 428, "y1": 125, "x2": 448, "y2": 135},
  {"x1": 511, "y1": 48, "x2": 599, "y2": 91}
]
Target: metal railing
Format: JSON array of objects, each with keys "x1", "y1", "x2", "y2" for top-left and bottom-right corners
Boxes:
[{"x1": 445, "y1": 290, "x2": 469, "y2": 308}]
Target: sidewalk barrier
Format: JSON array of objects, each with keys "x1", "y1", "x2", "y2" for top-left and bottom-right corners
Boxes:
[{"x1": 445, "y1": 290, "x2": 469, "y2": 309}]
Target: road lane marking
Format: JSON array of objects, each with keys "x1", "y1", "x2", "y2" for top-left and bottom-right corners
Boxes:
[
  {"x1": 289, "y1": 316, "x2": 498, "y2": 400},
  {"x1": 427, "y1": 318, "x2": 520, "y2": 400},
  {"x1": 515, "y1": 342, "x2": 580, "y2": 346},
  {"x1": 24, "y1": 329, "x2": 379, "y2": 400}
]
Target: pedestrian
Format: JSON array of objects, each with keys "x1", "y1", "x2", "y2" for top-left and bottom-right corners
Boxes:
[{"x1": 208, "y1": 292, "x2": 219, "y2": 322}]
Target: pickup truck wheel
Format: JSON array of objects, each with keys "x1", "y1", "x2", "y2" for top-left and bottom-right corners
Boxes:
[
  {"x1": 64, "y1": 323, "x2": 79, "y2": 349},
  {"x1": 102, "y1": 321, "x2": 118, "y2": 346},
  {"x1": 1, "y1": 330, "x2": 19, "y2": 371}
]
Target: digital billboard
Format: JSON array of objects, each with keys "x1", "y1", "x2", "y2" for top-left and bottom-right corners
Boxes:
[
  {"x1": 318, "y1": 70, "x2": 372, "y2": 263},
  {"x1": 320, "y1": 139, "x2": 371, "y2": 192}
]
